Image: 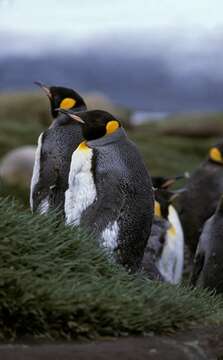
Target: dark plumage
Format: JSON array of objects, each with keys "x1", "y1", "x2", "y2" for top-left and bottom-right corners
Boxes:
[
  {"x1": 191, "y1": 195, "x2": 223, "y2": 293},
  {"x1": 30, "y1": 84, "x2": 86, "y2": 214},
  {"x1": 142, "y1": 216, "x2": 168, "y2": 281},
  {"x1": 177, "y1": 142, "x2": 223, "y2": 255}
]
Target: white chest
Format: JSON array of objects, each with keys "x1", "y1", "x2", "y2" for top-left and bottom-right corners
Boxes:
[
  {"x1": 157, "y1": 205, "x2": 184, "y2": 284},
  {"x1": 65, "y1": 145, "x2": 97, "y2": 226},
  {"x1": 30, "y1": 133, "x2": 43, "y2": 211}
]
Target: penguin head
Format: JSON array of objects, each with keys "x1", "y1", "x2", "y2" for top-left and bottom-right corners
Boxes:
[
  {"x1": 152, "y1": 173, "x2": 189, "y2": 190},
  {"x1": 154, "y1": 189, "x2": 181, "y2": 219},
  {"x1": 58, "y1": 109, "x2": 121, "y2": 141},
  {"x1": 34, "y1": 81, "x2": 86, "y2": 118},
  {"x1": 209, "y1": 143, "x2": 223, "y2": 165},
  {"x1": 154, "y1": 190, "x2": 172, "y2": 219}
]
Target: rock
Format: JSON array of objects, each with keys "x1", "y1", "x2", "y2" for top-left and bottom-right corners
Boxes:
[{"x1": 0, "y1": 146, "x2": 36, "y2": 188}]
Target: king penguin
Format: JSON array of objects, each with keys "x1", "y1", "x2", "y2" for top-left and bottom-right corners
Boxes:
[
  {"x1": 143, "y1": 188, "x2": 184, "y2": 284},
  {"x1": 30, "y1": 82, "x2": 87, "y2": 214},
  {"x1": 177, "y1": 141, "x2": 223, "y2": 256},
  {"x1": 59, "y1": 108, "x2": 154, "y2": 273},
  {"x1": 191, "y1": 195, "x2": 223, "y2": 293}
]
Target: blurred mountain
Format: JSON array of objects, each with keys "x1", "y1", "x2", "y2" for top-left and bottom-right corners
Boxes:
[{"x1": 1, "y1": 34, "x2": 223, "y2": 112}]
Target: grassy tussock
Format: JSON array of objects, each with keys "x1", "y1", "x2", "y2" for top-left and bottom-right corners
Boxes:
[
  {"x1": 0, "y1": 197, "x2": 223, "y2": 341},
  {"x1": 0, "y1": 92, "x2": 49, "y2": 157}
]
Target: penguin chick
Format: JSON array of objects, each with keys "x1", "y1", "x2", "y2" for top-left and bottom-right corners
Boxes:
[
  {"x1": 143, "y1": 189, "x2": 184, "y2": 284},
  {"x1": 59, "y1": 108, "x2": 154, "y2": 273},
  {"x1": 177, "y1": 141, "x2": 223, "y2": 256},
  {"x1": 191, "y1": 195, "x2": 223, "y2": 293},
  {"x1": 30, "y1": 83, "x2": 87, "y2": 214}
]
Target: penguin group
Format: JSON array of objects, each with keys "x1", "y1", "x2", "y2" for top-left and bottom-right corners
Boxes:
[
  {"x1": 31, "y1": 83, "x2": 153, "y2": 272},
  {"x1": 30, "y1": 82, "x2": 223, "y2": 291}
]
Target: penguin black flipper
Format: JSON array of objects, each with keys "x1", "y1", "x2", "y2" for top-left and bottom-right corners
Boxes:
[
  {"x1": 190, "y1": 251, "x2": 205, "y2": 287},
  {"x1": 190, "y1": 196, "x2": 223, "y2": 293}
]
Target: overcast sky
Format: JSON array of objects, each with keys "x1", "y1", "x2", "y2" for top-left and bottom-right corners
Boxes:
[
  {"x1": 0, "y1": 0, "x2": 223, "y2": 57},
  {"x1": 1, "y1": 0, "x2": 223, "y2": 38},
  {"x1": 1, "y1": 0, "x2": 223, "y2": 108}
]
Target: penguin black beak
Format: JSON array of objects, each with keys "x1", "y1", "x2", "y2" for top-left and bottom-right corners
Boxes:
[
  {"x1": 176, "y1": 173, "x2": 190, "y2": 180},
  {"x1": 34, "y1": 81, "x2": 52, "y2": 98},
  {"x1": 169, "y1": 188, "x2": 187, "y2": 202},
  {"x1": 56, "y1": 108, "x2": 85, "y2": 124},
  {"x1": 162, "y1": 174, "x2": 189, "y2": 189},
  {"x1": 162, "y1": 179, "x2": 176, "y2": 188}
]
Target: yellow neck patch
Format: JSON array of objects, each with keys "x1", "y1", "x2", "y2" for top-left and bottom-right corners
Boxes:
[
  {"x1": 167, "y1": 225, "x2": 176, "y2": 237},
  {"x1": 154, "y1": 201, "x2": 161, "y2": 217},
  {"x1": 77, "y1": 141, "x2": 89, "y2": 152},
  {"x1": 209, "y1": 147, "x2": 223, "y2": 164},
  {"x1": 60, "y1": 97, "x2": 76, "y2": 110},
  {"x1": 106, "y1": 120, "x2": 119, "y2": 135}
]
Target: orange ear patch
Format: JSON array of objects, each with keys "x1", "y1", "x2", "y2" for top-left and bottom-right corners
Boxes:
[
  {"x1": 106, "y1": 120, "x2": 119, "y2": 134},
  {"x1": 209, "y1": 147, "x2": 223, "y2": 163},
  {"x1": 60, "y1": 98, "x2": 76, "y2": 110}
]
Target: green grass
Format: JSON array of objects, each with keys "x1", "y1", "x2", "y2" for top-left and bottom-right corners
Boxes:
[
  {"x1": 0, "y1": 178, "x2": 30, "y2": 208},
  {"x1": 131, "y1": 123, "x2": 217, "y2": 178},
  {"x1": 0, "y1": 197, "x2": 223, "y2": 341},
  {"x1": 0, "y1": 91, "x2": 130, "y2": 157},
  {"x1": 158, "y1": 112, "x2": 223, "y2": 132},
  {"x1": 0, "y1": 91, "x2": 49, "y2": 157}
]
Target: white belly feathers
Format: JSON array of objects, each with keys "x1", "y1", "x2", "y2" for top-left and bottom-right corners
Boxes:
[
  {"x1": 157, "y1": 205, "x2": 184, "y2": 284},
  {"x1": 65, "y1": 143, "x2": 119, "y2": 251},
  {"x1": 65, "y1": 143, "x2": 97, "y2": 226},
  {"x1": 30, "y1": 133, "x2": 43, "y2": 211}
]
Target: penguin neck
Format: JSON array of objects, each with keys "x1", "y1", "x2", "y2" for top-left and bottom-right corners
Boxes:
[
  {"x1": 50, "y1": 114, "x2": 82, "y2": 128},
  {"x1": 216, "y1": 196, "x2": 223, "y2": 215},
  {"x1": 51, "y1": 105, "x2": 86, "y2": 122},
  {"x1": 87, "y1": 127, "x2": 127, "y2": 148},
  {"x1": 208, "y1": 157, "x2": 223, "y2": 166}
]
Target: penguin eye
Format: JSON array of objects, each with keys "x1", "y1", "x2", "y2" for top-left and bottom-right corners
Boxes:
[{"x1": 59, "y1": 98, "x2": 76, "y2": 110}]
